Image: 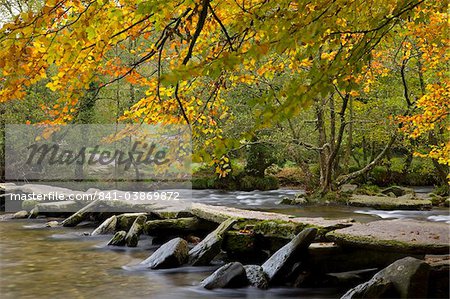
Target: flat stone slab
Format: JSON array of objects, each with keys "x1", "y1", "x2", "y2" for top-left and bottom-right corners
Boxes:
[
  {"x1": 190, "y1": 203, "x2": 353, "y2": 232},
  {"x1": 349, "y1": 195, "x2": 432, "y2": 210},
  {"x1": 327, "y1": 219, "x2": 449, "y2": 254}
]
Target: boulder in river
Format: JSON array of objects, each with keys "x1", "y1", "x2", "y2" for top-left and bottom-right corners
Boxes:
[
  {"x1": 200, "y1": 262, "x2": 248, "y2": 289},
  {"x1": 279, "y1": 196, "x2": 308, "y2": 205},
  {"x1": 46, "y1": 221, "x2": 60, "y2": 228},
  {"x1": 244, "y1": 265, "x2": 269, "y2": 289},
  {"x1": 141, "y1": 237, "x2": 189, "y2": 269},
  {"x1": 348, "y1": 194, "x2": 432, "y2": 210},
  {"x1": 61, "y1": 199, "x2": 101, "y2": 227},
  {"x1": 189, "y1": 217, "x2": 237, "y2": 266},
  {"x1": 380, "y1": 186, "x2": 415, "y2": 197},
  {"x1": 341, "y1": 256, "x2": 430, "y2": 299},
  {"x1": 12, "y1": 210, "x2": 28, "y2": 219},
  {"x1": 107, "y1": 231, "x2": 127, "y2": 246},
  {"x1": 426, "y1": 255, "x2": 450, "y2": 298},
  {"x1": 262, "y1": 227, "x2": 317, "y2": 283},
  {"x1": 91, "y1": 215, "x2": 117, "y2": 235},
  {"x1": 116, "y1": 213, "x2": 148, "y2": 231},
  {"x1": 125, "y1": 215, "x2": 147, "y2": 247},
  {"x1": 28, "y1": 206, "x2": 39, "y2": 219}
]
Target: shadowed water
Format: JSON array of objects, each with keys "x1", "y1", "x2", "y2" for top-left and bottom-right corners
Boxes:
[{"x1": 0, "y1": 219, "x2": 341, "y2": 299}]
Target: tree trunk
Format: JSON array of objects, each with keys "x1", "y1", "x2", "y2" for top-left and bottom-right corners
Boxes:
[
  {"x1": 343, "y1": 97, "x2": 353, "y2": 173},
  {"x1": 321, "y1": 95, "x2": 348, "y2": 194},
  {"x1": 315, "y1": 99, "x2": 329, "y2": 190},
  {"x1": 336, "y1": 135, "x2": 396, "y2": 186},
  {"x1": 428, "y1": 131, "x2": 449, "y2": 185}
]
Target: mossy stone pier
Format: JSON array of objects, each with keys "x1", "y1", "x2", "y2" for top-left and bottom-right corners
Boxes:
[{"x1": 327, "y1": 219, "x2": 450, "y2": 254}]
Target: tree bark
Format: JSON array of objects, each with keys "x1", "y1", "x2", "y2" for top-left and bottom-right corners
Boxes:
[
  {"x1": 315, "y1": 99, "x2": 329, "y2": 189},
  {"x1": 321, "y1": 95, "x2": 348, "y2": 193},
  {"x1": 335, "y1": 135, "x2": 396, "y2": 187}
]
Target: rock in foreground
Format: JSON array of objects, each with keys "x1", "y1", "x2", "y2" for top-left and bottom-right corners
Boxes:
[
  {"x1": 341, "y1": 257, "x2": 430, "y2": 298},
  {"x1": 200, "y1": 262, "x2": 248, "y2": 289},
  {"x1": 107, "y1": 231, "x2": 127, "y2": 246},
  {"x1": 125, "y1": 215, "x2": 147, "y2": 247},
  {"x1": 189, "y1": 218, "x2": 237, "y2": 266},
  {"x1": 12, "y1": 210, "x2": 28, "y2": 219},
  {"x1": 244, "y1": 265, "x2": 269, "y2": 289},
  {"x1": 141, "y1": 237, "x2": 189, "y2": 269},
  {"x1": 262, "y1": 227, "x2": 317, "y2": 283},
  {"x1": 91, "y1": 215, "x2": 117, "y2": 235}
]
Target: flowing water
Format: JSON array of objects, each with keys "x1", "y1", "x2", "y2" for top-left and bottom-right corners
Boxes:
[{"x1": 1, "y1": 188, "x2": 449, "y2": 299}]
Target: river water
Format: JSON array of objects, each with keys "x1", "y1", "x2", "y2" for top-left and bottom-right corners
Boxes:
[{"x1": 1, "y1": 188, "x2": 449, "y2": 299}]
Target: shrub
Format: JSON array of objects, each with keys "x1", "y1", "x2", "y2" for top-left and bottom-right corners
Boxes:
[
  {"x1": 238, "y1": 175, "x2": 279, "y2": 191},
  {"x1": 273, "y1": 167, "x2": 306, "y2": 186}
]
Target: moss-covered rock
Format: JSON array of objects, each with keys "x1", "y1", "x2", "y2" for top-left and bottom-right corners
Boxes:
[
  {"x1": 190, "y1": 203, "x2": 352, "y2": 239},
  {"x1": 107, "y1": 230, "x2": 127, "y2": 246},
  {"x1": 341, "y1": 257, "x2": 430, "y2": 299},
  {"x1": 91, "y1": 215, "x2": 117, "y2": 235},
  {"x1": 279, "y1": 194, "x2": 308, "y2": 205},
  {"x1": 326, "y1": 220, "x2": 449, "y2": 254},
  {"x1": 22, "y1": 200, "x2": 39, "y2": 211},
  {"x1": 125, "y1": 215, "x2": 147, "y2": 247},
  {"x1": 12, "y1": 210, "x2": 28, "y2": 219},
  {"x1": 349, "y1": 194, "x2": 432, "y2": 210},
  {"x1": 141, "y1": 237, "x2": 189, "y2": 269},
  {"x1": 252, "y1": 220, "x2": 306, "y2": 238},
  {"x1": 116, "y1": 213, "x2": 148, "y2": 231},
  {"x1": 429, "y1": 194, "x2": 446, "y2": 206},
  {"x1": 380, "y1": 186, "x2": 415, "y2": 197},
  {"x1": 262, "y1": 228, "x2": 317, "y2": 283},
  {"x1": 189, "y1": 218, "x2": 237, "y2": 266},
  {"x1": 223, "y1": 230, "x2": 256, "y2": 254}
]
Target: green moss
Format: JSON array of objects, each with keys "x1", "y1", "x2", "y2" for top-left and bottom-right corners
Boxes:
[
  {"x1": 430, "y1": 195, "x2": 446, "y2": 206},
  {"x1": 433, "y1": 185, "x2": 450, "y2": 197},
  {"x1": 305, "y1": 191, "x2": 350, "y2": 204},
  {"x1": 348, "y1": 195, "x2": 432, "y2": 210},
  {"x1": 191, "y1": 177, "x2": 216, "y2": 189},
  {"x1": 354, "y1": 184, "x2": 382, "y2": 196},
  {"x1": 234, "y1": 219, "x2": 324, "y2": 240},
  {"x1": 223, "y1": 231, "x2": 256, "y2": 253},
  {"x1": 116, "y1": 213, "x2": 147, "y2": 231},
  {"x1": 22, "y1": 200, "x2": 39, "y2": 211},
  {"x1": 254, "y1": 220, "x2": 301, "y2": 237},
  {"x1": 192, "y1": 173, "x2": 278, "y2": 191}
]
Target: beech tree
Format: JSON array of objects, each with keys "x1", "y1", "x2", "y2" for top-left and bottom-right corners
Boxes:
[{"x1": 0, "y1": 0, "x2": 446, "y2": 189}]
